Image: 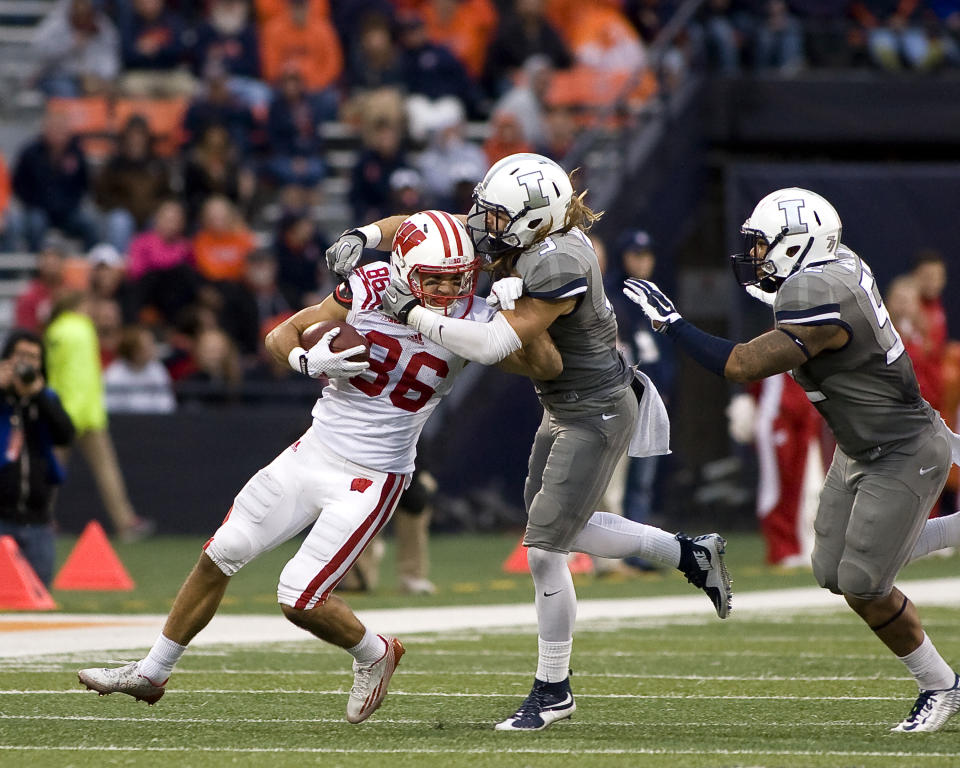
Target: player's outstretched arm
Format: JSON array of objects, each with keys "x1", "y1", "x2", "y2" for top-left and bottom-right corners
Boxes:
[
  {"x1": 264, "y1": 294, "x2": 349, "y2": 366},
  {"x1": 497, "y1": 330, "x2": 563, "y2": 379},
  {"x1": 622, "y1": 278, "x2": 847, "y2": 383}
]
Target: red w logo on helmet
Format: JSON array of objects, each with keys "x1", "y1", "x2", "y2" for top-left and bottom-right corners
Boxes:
[{"x1": 395, "y1": 220, "x2": 426, "y2": 258}]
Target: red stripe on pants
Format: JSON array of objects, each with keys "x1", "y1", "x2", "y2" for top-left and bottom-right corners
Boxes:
[{"x1": 294, "y1": 473, "x2": 403, "y2": 609}]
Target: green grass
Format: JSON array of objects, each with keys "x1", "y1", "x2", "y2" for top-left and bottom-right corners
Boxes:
[
  {"x1": 1, "y1": 533, "x2": 958, "y2": 766},
  {"x1": 3, "y1": 610, "x2": 960, "y2": 767},
  {"x1": 44, "y1": 530, "x2": 960, "y2": 614}
]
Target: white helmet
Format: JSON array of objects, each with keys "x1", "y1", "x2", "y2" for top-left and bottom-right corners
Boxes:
[
  {"x1": 730, "y1": 187, "x2": 842, "y2": 289},
  {"x1": 391, "y1": 210, "x2": 480, "y2": 317},
  {"x1": 466, "y1": 153, "x2": 573, "y2": 258}
]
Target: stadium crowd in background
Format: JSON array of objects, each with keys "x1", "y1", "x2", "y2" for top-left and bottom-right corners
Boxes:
[{"x1": 3, "y1": 0, "x2": 959, "y2": 410}]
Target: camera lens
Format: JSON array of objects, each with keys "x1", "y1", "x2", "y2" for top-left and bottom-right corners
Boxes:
[{"x1": 15, "y1": 363, "x2": 37, "y2": 385}]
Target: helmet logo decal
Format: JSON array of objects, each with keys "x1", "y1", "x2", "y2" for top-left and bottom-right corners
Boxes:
[
  {"x1": 516, "y1": 170, "x2": 550, "y2": 210},
  {"x1": 395, "y1": 220, "x2": 427, "y2": 259},
  {"x1": 778, "y1": 199, "x2": 809, "y2": 235}
]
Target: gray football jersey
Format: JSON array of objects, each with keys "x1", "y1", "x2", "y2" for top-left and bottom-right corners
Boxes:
[
  {"x1": 774, "y1": 246, "x2": 938, "y2": 461},
  {"x1": 513, "y1": 227, "x2": 633, "y2": 414}
]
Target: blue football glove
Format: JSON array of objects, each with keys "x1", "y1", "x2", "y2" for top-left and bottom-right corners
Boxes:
[{"x1": 622, "y1": 278, "x2": 682, "y2": 332}]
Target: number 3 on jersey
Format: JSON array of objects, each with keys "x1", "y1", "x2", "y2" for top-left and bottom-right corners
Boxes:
[{"x1": 350, "y1": 329, "x2": 450, "y2": 412}]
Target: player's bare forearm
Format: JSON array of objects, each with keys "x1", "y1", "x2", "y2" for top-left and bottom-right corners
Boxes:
[
  {"x1": 264, "y1": 294, "x2": 348, "y2": 365},
  {"x1": 498, "y1": 332, "x2": 563, "y2": 379},
  {"x1": 502, "y1": 296, "x2": 577, "y2": 345},
  {"x1": 365, "y1": 215, "x2": 412, "y2": 250},
  {"x1": 723, "y1": 324, "x2": 848, "y2": 382}
]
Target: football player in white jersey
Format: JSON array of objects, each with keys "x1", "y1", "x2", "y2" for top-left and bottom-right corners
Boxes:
[
  {"x1": 326, "y1": 153, "x2": 734, "y2": 731},
  {"x1": 77, "y1": 210, "x2": 562, "y2": 724}
]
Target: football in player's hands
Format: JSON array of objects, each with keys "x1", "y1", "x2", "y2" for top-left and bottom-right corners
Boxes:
[{"x1": 301, "y1": 321, "x2": 369, "y2": 363}]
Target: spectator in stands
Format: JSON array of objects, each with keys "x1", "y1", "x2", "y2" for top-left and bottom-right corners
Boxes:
[
  {"x1": 330, "y1": 0, "x2": 396, "y2": 64},
  {"x1": 182, "y1": 124, "x2": 256, "y2": 229},
  {"x1": 0, "y1": 151, "x2": 23, "y2": 253},
  {"x1": 492, "y1": 54, "x2": 554, "y2": 148},
  {"x1": 181, "y1": 60, "x2": 258, "y2": 155},
  {"x1": 219, "y1": 249, "x2": 292, "y2": 355},
  {"x1": 397, "y1": 12, "x2": 483, "y2": 119},
  {"x1": 886, "y1": 274, "x2": 942, "y2": 407},
  {"x1": 484, "y1": 0, "x2": 571, "y2": 97},
  {"x1": 415, "y1": 99, "x2": 487, "y2": 209},
  {"x1": 91, "y1": 296, "x2": 123, "y2": 368},
  {"x1": 348, "y1": 90, "x2": 410, "y2": 222},
  {"x1": 254, "y1": 0, "x2": 330, "y2": 25},
  {"x1": 87, "y1": 242, "x2": 133, "y2": 319},
  {"x1": 264, "y1": 69, "x2": 327, "y2": 190},
  {"x1": 192, "y1": 196, "x2": 256, "y2": 284},
  {"x1": 94, "y1": 115, "x2": 173, "y2": 254},
  {"x1": 44, "y1": 291, "x2": 153, "y2": 541},
  {"x1": 484, "y1": 110, "x2": 535, "y2": 166},
  {"x1": 13, "y1": 112, "x2": 99, "y2": 252},
  {"x1": 387, "y1": 167, "x2": 427, "y2": 216},
  {"x1": 273, "y1": 209, "x2": 330, "y2": 307},
  {"x1": 911, "y1": 249, "x2": 949, "y2": 409},
  {"x1": 694, "y1": 0, "x2": 743, "y2": 73},
  {"x1": 754, "y1": 0, "x2": 806, "y2": 73},
  {"x1": 259, "y1": 0, "x2": 343, "y2": 121},
  {"x1": 345, "y1": 12, "x2": 406, "y2": 93},
  {"x1": 117, "y1": 0, "x2": 195, "y2": 98},
  {"x1": 422, "y1": 0, "x2": 499, "y2": 82},
  {"x1": 31, "y1": 0, "x2": 120, "y2": 97},
  {"x1": 0, "y1": 329, "x2": 75, "y2": 587},
  {"x1": 548, "y1": 0, "x2": 646, "y2": 72},
  {"x1": 193, "y1": 0, "x2": 271, "y2": 111},
  {"x1": 104, "y1": 325, "x2": 177, "y2": 414},
  {"x1": 14, "y1": 237, "x2": 69, "y2": 332},
  {"x1": 851, "y1": 0, "x2": 942, "y2": 70},
  {"x1": 127, "y1": 200, "x2": 199, "y2": 326},
  {"x1": 537, "y1": 99, "x2": 578, "y2": 160},
  {"x1": 179, "y1": 327, "x2": 244, "y2": 405}
]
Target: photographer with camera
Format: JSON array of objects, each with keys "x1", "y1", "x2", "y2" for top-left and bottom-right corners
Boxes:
[{"x1": 0, "y1": 329, "x2": 75, "y2": 586}]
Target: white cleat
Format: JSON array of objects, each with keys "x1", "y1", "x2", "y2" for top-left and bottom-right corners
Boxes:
[
  {"x1": 892, "y1": 675, "x2": 960, "y2": 732},
  {"x1": 78, "y1": 661, "x2": 166, "y2": 705},
  {"x1": 346, "y1": 635, "x2": 405, "y2": 723}
]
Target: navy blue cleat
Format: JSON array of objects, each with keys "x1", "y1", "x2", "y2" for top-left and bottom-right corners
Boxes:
[{"x1": 495, "y1": 677, "x2": 576, "y2": 731}]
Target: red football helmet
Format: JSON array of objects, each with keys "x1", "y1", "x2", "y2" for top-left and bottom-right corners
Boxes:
[{"x1": 391, "y1": 210, "x2": 480, "y2": 317}]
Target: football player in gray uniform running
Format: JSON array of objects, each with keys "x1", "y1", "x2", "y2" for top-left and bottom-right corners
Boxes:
[
  {"x1": 326, "y1": 153, "x2": 733, "y2": 731},
  {"x1": 623, "y1": 187, "x2": 960, "y2": 733}
]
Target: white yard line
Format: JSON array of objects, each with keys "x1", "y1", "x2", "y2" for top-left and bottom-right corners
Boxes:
[{"x1": 0, "y1": 577, "x2": 958, "y2": 659}]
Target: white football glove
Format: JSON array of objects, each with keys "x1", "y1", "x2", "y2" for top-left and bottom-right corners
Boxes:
[
  {"x1": 485, "y1": 277, "x2": 524, "y2": 311},
  {"x1": 290, "y1": 327, "x2": 370, "y2": 380},
  {"x1": 745, "y1": 284, "x2": 777, "y2": 306},
  {"x1": 380, "y1": 278, "x2": 422, "y2": 324},
  {"x1": 325, "y1": 229, "x2": 366, "y2": 279},
  {"x1": 622, "y1": 278, "x2": 681, "y2": 332}
]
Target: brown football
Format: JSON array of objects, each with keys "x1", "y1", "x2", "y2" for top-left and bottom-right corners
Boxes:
[{"x1": 301, "y1": 321, "x2": 370, "y2": 362}]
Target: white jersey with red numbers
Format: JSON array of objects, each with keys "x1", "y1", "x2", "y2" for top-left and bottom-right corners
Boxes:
[{"x1": 310, "y1": 261, "x2": 493, "y2": 474}]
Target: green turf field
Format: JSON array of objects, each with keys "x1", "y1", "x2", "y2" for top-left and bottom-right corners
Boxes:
[{"x1": 2, "y1": 533, "x2": 959, "y2": 767}]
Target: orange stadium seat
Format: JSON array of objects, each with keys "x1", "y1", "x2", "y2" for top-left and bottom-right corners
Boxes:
[
  {"x1": 546, "y1": 67, "x2": 658, "y2": 128},
  {"x1": 114, "y1": 98, "x2": 189, "y2": 156},
  {"x1": 45, "y1": 97, "x2": 114, "y2": 161}
]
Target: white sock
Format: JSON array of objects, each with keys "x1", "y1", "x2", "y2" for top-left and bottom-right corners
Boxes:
[
  {"x1": 536, "y1": 637, "x2": 572, "y2": 683},
  {"x1": 898, "y1": 633, "x2": 957, "y2": 691},
  {"x1": 138, "y1": 634, "x2": 187, "y2": 684},
  {"x1": 347, "y1": 628, "x2": 387, "y2": 665},
  {"x1": 571, "y1": 511, "x2": 682, "y2": 567},
  {"x1": 911, "y1": 512, "x2": 960, "y2": 561}
]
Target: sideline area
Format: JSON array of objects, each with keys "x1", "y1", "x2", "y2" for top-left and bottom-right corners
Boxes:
[{"x1": 1, "y1": 577, "x2": 959, "y2": 658}]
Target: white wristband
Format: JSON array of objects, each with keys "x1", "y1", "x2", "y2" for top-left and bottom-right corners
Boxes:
[
  {"x1": 358, "y1": 224, "x2": 382, "y2": 249},
  {"x1": 288, "y1": 346, "x2": 308, "y2": 374}
]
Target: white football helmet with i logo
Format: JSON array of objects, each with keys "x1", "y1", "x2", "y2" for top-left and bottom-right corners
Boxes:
[
  {"x1": 466, "y1": 153, "x2": 574, "y2": 258},
  {"x1": 731, "y1": 187, "x2": 842, "y2": 289}
]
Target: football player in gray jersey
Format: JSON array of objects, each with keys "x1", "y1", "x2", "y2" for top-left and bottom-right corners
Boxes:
[
  {"x1": 326, "y1": 154, "x2": 733, "y2": 731},
  {"x1": 623, "y1": 187, "x2": 960, "y2": 733}
]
